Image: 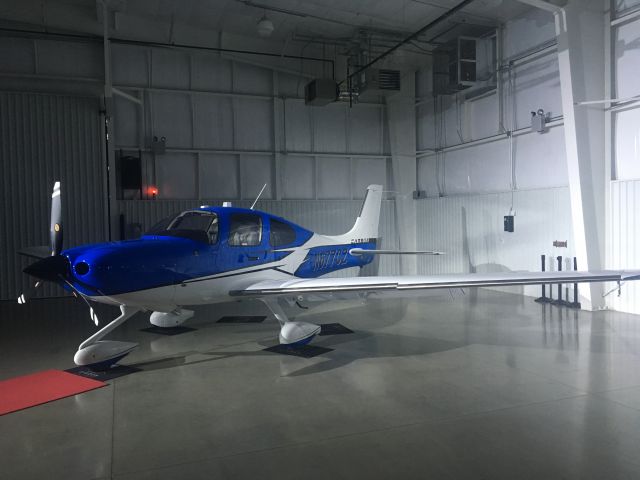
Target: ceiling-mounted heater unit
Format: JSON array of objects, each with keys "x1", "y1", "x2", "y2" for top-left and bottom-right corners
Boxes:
[
  {"x1": 434, "y1": 37, "x2": 478, "y2": 95},
  {"x1": 305, "y1": 79, "x2": 339, "y2": 106}
]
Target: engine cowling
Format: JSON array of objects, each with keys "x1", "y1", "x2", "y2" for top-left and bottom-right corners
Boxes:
[{"x1": 150, "y1": 309, "x2": 194, "y2": 327}]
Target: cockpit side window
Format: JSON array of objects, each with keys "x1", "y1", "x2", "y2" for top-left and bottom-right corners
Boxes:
[
  {"x1": 270, "y1": 218, "x2": 296, "y2": 247},
  {"x1": 228, "y1": 213, "x2": 262, "y2": 246}
]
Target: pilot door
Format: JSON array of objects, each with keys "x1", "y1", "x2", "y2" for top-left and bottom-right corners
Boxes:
[{"x1": 222, "y1": 212, "x2": 270, "y2": 270}]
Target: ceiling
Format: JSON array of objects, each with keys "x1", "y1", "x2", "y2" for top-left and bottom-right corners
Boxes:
[
  {"x1": 121, "y1": 0, "x2": 532, "y2": 40},
  {"x1": 0, "y1": 0, "x2": 535, "y2": 48}
]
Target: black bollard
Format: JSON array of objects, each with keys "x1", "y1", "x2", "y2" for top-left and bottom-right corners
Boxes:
[
  {"x1": 535, "y1": 254, "x2": 552, "y2": 303},
  {"x1": 568, "y1": 257, "x2": 582, "y2": 309},
  {"x1": 552, "y1": 256, "x2": 567, "y2": 306}
]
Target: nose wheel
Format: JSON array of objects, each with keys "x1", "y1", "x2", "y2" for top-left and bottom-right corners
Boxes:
[{"x1": 74, "y1": 305, "x2": 140, "y2": 368}]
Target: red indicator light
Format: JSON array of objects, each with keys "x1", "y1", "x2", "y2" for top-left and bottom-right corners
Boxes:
[{"x1": 148, "y1": 186, "x2": 158, "y2": 198}]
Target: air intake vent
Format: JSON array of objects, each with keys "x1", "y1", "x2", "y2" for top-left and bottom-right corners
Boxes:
[
  {"x1": 373, "y1": 69, "x2": 401, "y2": 90},
  {"x1": 359, "y1": 68, "x2": 401, "y2": 93}
]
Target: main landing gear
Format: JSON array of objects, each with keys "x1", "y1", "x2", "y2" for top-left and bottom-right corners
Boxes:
[{"x1": 261, "y1": 297, "x2": 321, "y2": 347}]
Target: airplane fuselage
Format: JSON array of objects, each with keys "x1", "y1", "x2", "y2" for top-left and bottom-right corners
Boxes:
[{"x1": 62, "y1": 206, "x2": 375, "y2": 312}]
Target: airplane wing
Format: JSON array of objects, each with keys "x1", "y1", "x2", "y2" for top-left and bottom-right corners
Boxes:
[
  {"x1": 349, "y1": 248, "x2": 445, "y2": 256},
  {"x1": 230, "y1": 270, "x2": 640, "y2": 297}
]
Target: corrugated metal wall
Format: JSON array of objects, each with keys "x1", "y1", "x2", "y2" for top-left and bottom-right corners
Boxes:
[
  {"x1": 117, "y1": 199, "x2": 400, "y2": 276},
  {"x1": 0, "y1": 92, "x2": 106, "y2": 300},
  {"x1": 608, "y1": 180, "x2": 640, "y2": 314},
  {"x1": 416, "y1": 187, "x2": 575, "y2": 298},
  {"x1": 110, "y1": 44, "x2": 389, "y2": 201}
]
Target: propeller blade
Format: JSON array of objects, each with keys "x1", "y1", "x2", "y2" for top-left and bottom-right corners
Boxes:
[
  {"x1": 23, "y1": 255, "x2": 70, "y2": 282},
  {"x1": 17, "y1": 282, "x2": 41, "y2": 305},
  {"x1": 50, "y1": 181, "x2": 63, "y2": 256},
  {"x1": 60, "y1": 277, "x2": 99, "y2": 326}
]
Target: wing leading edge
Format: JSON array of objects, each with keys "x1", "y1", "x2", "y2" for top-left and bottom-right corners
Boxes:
[{"x1": 230, "y1": 270, "x2": 640, "y2": 297}]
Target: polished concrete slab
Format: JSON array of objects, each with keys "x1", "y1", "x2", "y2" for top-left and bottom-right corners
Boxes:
[{"x1": 2, "y1": 289, "x2": 640, "y2": 479}]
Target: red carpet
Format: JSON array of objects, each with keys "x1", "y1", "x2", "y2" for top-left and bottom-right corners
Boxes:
[{"x1": 0, "y1": 369, "x2": 106, "y2": 415}]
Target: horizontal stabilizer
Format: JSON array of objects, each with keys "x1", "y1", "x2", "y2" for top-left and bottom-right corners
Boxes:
[
  {"x1": 17, "y1": 246, "x2": 51, "y2": 260},
  {"x1": 349, "y1": 248, "x2": 445, "y2": 256}
]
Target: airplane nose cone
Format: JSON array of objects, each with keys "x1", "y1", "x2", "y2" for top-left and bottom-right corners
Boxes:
[{"x1": 23, "y1": 255, "x2": 70, "y2": 282}]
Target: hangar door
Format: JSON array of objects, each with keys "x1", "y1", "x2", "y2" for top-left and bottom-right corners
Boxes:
[{"x1": 0, "y1": 93, "x2": 107, "y2": 300}]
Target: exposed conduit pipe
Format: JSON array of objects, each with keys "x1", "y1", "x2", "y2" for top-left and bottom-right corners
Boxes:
[
  {"x1": 340, "y1": 0, "x2": 477, "y2": 86},
  {"x1": 0, "y1": 27, "x2": 336, "y2": 79}
]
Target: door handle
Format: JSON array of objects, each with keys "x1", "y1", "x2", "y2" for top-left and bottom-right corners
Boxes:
[{"x1": 246, "y1": 255, "x2": 260, "y2": 261}]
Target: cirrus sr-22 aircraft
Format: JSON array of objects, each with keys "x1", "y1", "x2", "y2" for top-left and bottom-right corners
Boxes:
[{"x1": 18, "y1": 182, "x2": 640, "y2": 369}]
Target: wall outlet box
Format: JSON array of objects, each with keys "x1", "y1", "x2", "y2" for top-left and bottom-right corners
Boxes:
[{"x1": 413, "y1": 190, "x2": 427, "y2": 199}]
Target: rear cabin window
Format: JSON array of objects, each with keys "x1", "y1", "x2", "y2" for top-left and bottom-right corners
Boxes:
[
  {"x1": 229, "y1": 214, "x2": 262, "y2": 246},
  {"x1": 270, "y1": 219, "x2": 296, "y2": 247}
]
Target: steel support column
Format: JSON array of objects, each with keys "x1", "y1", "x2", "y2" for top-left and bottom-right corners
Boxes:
[
  {"x1": 102, "y1": 0, "x2": 118, "y2": 240},
  {"x1": 554, "y1": 1, "x2": 607, "y2": 309},
  {"x1": 386, "y1": 73, "x2": 418, "y2": 275},
  {"x1": 517, "y1": 0, "x2": 608, "y2": 309}
]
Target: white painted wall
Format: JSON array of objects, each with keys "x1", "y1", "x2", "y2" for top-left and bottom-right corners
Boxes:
[
  {"x1": 416, "y1": 10, "x2": 566, "y2": 192},
  {"x1": 110, "y1": 44, "x2": 389, "y2": 202},
  {"x1": 607, "y1": 10, "x2": 640, "y2": 314},
  {"x1": 417, "y1": 187, "x2": 575, "y2": 298},
  {"x1": 414, "y1": 8, "x2": 575, "y2": 301}
]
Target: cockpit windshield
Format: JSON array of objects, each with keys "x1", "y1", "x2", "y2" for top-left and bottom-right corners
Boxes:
[
  {"x1": 146, "y1": 211, "x2": 218, "y2": 244},
  {"x1": 169, "y1": 212, "x2": 215, "y2": 231}
]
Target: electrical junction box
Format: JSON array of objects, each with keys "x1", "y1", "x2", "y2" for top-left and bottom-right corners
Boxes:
[
  {"x1": 531, "y1": 109, "x2": 547, "y2": 133},
  {"x1": 151, "y1": 136, "x2": 166, "y2": 155},
  {"x1": 305, "y1": 79, "x2": 338, "y2": 106},
  {"x1": 504, "y1": 215, "x2": 514, "y2": 233}
]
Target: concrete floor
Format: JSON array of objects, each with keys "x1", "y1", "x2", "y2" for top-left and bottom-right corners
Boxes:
[{"x1": 2, "y1": 289, "x2": 640, "y2": 480}]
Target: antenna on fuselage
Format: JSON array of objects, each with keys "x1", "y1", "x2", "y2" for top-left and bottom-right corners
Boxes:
[{"x1": 250, "y1": 183, "x2": 267, "y2": 210}]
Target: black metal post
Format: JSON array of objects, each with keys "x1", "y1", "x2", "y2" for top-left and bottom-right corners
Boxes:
[
  {"x1": 535, "y1": 254, "x2": 552, "y2": 303},
  {"x1": 568, "y1": 257, "x2": 582, "y2": 309},
  {"x1": 552, "y1": 256, "x2": 566, "y2": 306}
]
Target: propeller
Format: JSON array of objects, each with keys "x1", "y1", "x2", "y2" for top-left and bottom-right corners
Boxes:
[
  {"x1": 60, "y1": 277, "x2": 99, "y2": 325},
  {"x1": 17, "y1": 281, "x2": 41, "y2": 304},
  {"x1": 18, "y1": 181, "x2": 99, "y2": 325},
  {"x1": 50, "y1": 181, "x2": 63, "y2": 256}
]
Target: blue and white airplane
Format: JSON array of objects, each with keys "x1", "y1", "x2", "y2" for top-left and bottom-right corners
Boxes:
[{"x1": 19, "y1": 182, "x2": 640, "y2": 369}]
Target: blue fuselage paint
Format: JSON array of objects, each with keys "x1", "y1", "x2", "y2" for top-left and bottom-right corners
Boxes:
[
  {"x1": 60, "y1": 206, "x2": 375, "y2": 297},
  {"x1": 294, "y1": 242, "x2": 376, "y2": 278}
]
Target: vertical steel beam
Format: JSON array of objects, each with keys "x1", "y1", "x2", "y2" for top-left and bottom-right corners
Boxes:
[
  {"x1": 553, "y1": 0, "x2": 607, "y2": 309},
  {"x1": 386, "y1": 72, "x2": 418, "y2": 274},
  {"x1": 102, "y1": 0, "x2": 118, "y2": 240},
  {"x1": 603, "y1": 0, "x2": 615, "y2": 308},
  {"x1": 519, "y1": 0, "x2": 609, "y2": 309},
  {"x1": 272, "y1": 70, "x2": 282, "y2": 200}
]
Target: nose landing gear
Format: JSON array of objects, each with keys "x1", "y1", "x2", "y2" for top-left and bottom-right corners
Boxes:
[{"x1": 74, "y1": 305, "x2": 140, "y2": 369}]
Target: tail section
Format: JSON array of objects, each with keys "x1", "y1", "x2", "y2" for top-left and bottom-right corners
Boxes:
[{"x1": 326, "y1": 185, "x2": 383, "y2": 243}]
